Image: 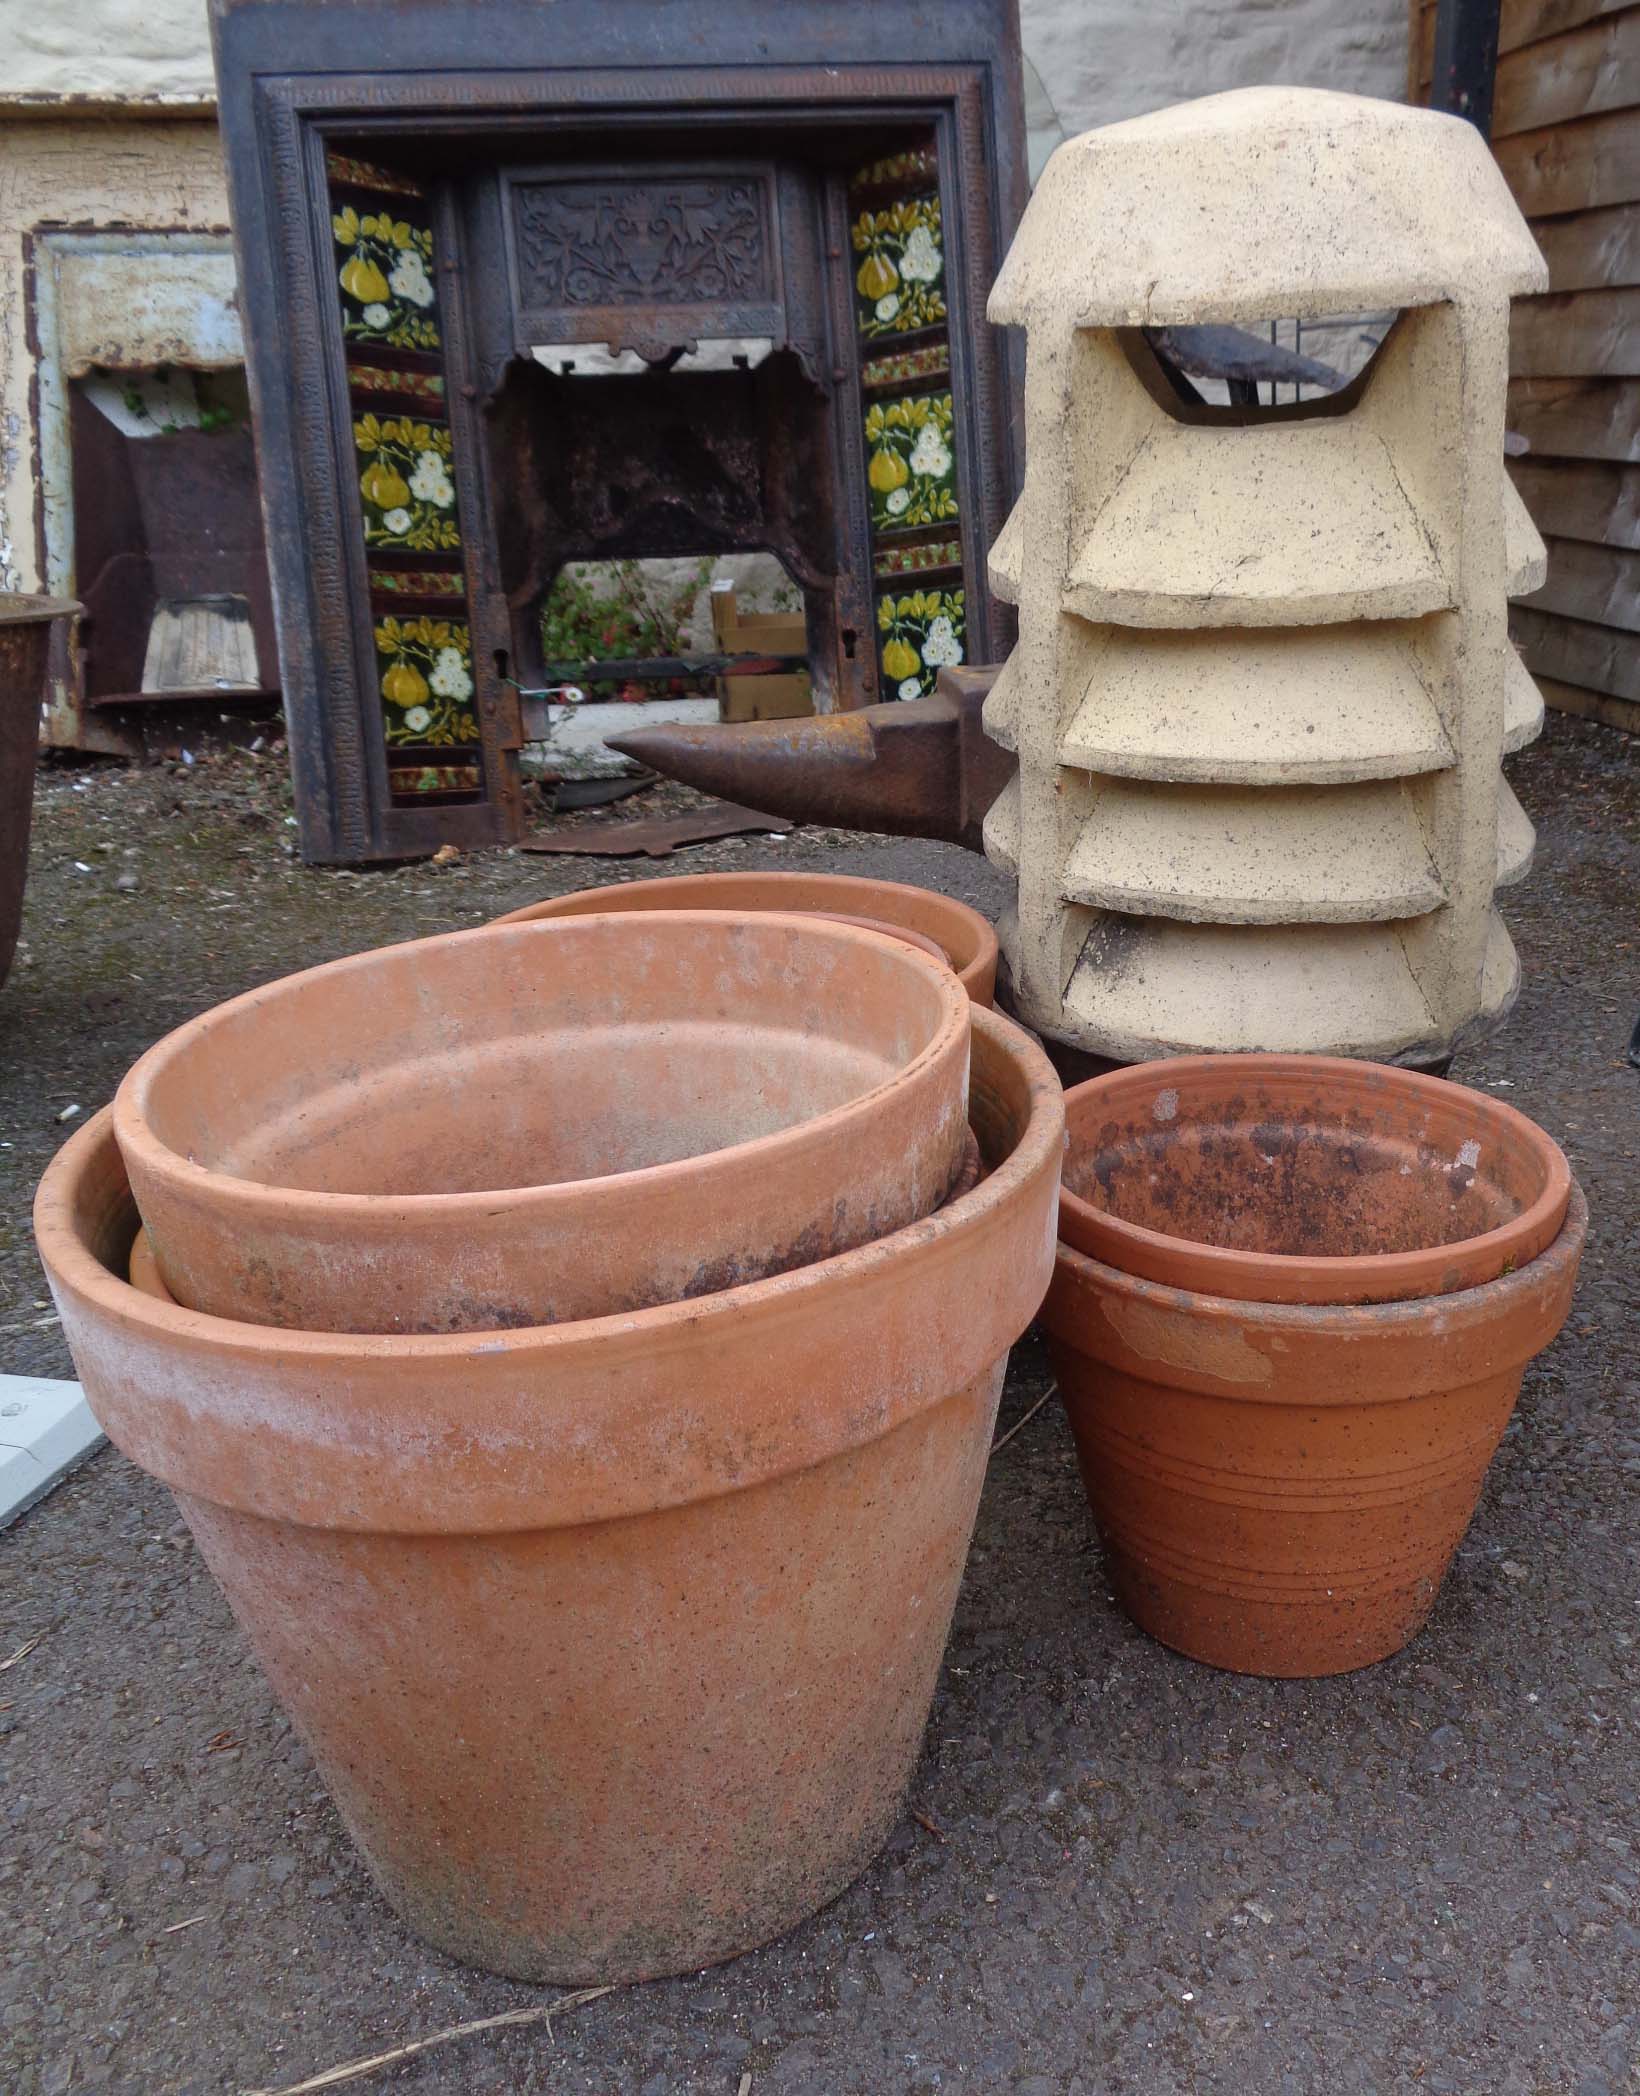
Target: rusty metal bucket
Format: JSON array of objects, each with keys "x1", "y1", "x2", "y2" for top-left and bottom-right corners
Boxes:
[{"x1": 0, "y1": 597, "x2": 78, "y2": 994}]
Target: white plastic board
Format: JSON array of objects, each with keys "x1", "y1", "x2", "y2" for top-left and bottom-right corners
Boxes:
[{"x1": 0, "y1": 1376, "x2": 106, "y2": 1529}]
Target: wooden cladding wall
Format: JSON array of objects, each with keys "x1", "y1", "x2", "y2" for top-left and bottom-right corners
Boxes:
[{"x1": 1414, "y1": 0, "x2": 1640, "y2": 731}]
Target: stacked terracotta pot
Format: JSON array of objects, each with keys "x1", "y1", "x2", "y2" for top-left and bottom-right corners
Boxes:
[
  {"x1": 1040, "y1": 1054, "x2": 1583, "y2": 1678},
  {"x1": 492, "y1": 867, "x2": 1002, "y2": 1007},
  {"x1": 35, "y1": 906, "x2": 1064, "y2": 1981}
]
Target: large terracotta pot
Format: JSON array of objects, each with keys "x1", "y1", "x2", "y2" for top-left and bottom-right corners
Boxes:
[
  {"x1": 1046, "y1": 1202, "x2": 1584, "y2": 1677},
  {"x1": 495, "y1": 871, "x2": 1001, "y2": 1006},
  {"x1": 0, "y1": 596, "x2": 79, "y2": 994},
  {"x1": 114, "y1": 911, "x2": 971, "y2": 1332},
  {"x1": 1058, "y1": 1054, "x2": 1572, "y2": 1304},
  {"x1": 38, "y1": 1007, "x2": 1064, "y2": 1982}
]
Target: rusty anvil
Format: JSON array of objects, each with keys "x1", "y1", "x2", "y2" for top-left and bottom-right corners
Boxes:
[{"x1": 605, "y1": 665, "x2": 1012, "y2": 854}]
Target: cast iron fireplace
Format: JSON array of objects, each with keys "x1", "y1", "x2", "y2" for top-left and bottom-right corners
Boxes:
[{"x1": 212, "y1": 0, "x2": 1028, "y2": 862}]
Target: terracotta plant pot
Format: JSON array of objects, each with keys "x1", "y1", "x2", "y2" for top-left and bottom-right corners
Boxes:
[
  {"x1": 1046, "y1": 1200, "x2": 1585, "y2": 1677},
  {"x1": 495, "y1": 870, "x2": 1001, "y2": 1006},
  {"x1": 0, "y1": 596, "x2": 79, "y2": 994},
  {"x1": 1059, "y1": 1055, "x2": 1572, "y2": 1305},
  {"x1": 806, "y1": 910, "x2": 952, "y2": 969},
  {"x1": 114, "y1": 911, "x2": 971, "y2": 1332},
  {"x1": 38, "y1": 1007, "x2": 1064, "y2": 1982},
  {"x1": 124, "y1": 1114, "x2": 991, "y2": 1300}
]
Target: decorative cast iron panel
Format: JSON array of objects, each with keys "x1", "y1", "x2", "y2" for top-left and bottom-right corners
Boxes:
[{"x1": 512, "y1": 175, "x2": 774, "y2": 309}]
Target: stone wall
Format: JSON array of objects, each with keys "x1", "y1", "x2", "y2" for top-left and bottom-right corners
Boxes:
[
  {"x1": 7, "y1": 0, "x2": 1410, "y2": 130},
  {"x1": 9, "y1": 0, "x2": 214, "y2": 107},
  {"x1": 1023, "y1": 0, "x2": 1408, "y2": 163}
]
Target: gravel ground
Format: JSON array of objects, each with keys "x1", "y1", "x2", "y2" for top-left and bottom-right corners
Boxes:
[{"x1": 1, "y1": 715, "x2": 1636, "y2": 2096}]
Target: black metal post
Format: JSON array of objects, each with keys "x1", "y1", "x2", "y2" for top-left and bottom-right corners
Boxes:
[{"x1": 1430, "y1": 0, "x2": 1503, "y2": 136}]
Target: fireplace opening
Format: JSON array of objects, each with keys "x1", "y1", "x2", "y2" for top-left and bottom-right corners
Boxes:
[
  {"x1": 522, "y1": 551, "x2": 809, "y2": 777},
  {"x1": 485, "y1": 346, "x2": 838, "y2": 709}
]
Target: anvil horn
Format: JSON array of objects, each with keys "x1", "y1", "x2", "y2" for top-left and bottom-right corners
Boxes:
[{"x1": 605, "y1": 664, "x2": 1013, "y2": 854}]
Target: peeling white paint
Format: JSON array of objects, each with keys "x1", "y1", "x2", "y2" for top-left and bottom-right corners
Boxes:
[{"x1": 0, "y1": 120, "x2": 228, "y2": 604}]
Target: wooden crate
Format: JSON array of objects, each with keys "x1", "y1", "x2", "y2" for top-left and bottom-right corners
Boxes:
[{"x1": 711, "y1": 583, "x2": 813, "y2": 722}]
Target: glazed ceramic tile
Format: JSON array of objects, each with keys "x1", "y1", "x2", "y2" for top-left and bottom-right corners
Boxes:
[
  {"x1": 367, "y1": 565, "x2": 467, "y2": 601},
  {"x1": 861, "y1": 342, "x2": 950, "y2": 391},
  {"x1": 866, "y1": 391, "x2": 958, "y2": 534},
  {"x1": 853, "y1": 143, "x2": 940, "y2": 192},
  {"x1": 874, "y1": 536, "x2": 963, "y2": 581},
  {"x1": 876, "y1": 586, "x2": 966, "y2": 701},
  {"x1": 852, "y1": 194, "x2": 947, "y2": 341},
  {"x1": 332, "y1": 203, "x2": 442, "y2": 351},
  {"x1": 354, "y1": 414, "x2": 461, "y2": 552},
  {"x1": 373, "y1": 614, "x2": 480, "y2": 747},
  {"x1": 328, "y1": 156, "x2": 482, "y2": 780},
  {"x1": 326, "y1": 150, "x2": 425, "y2": 200},
  {"x1": 348, "y1": 359, "x2": 447, "y2": 410},
  {"x1": 387, "y1": 758, "x2": 483, "y2": 797}
]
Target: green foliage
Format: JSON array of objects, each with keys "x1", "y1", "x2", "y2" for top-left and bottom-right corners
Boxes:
[{"x1": 539, "y1": 558, "x2": 716, "y2": 697}]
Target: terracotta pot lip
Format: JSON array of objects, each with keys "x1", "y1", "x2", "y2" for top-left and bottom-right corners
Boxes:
[
  {"x1": 112, "y1": 910, "x2": 971, "y2": 1221},
  {"x1": 1058, "y1": 1053, "x2": 1573, "y2": 1303},
  {"x1": 491, "y1": 870, "x2": 999, "y2": 994},
  {"x1": 40, "y1": 1008, "x2": 1062, "y2": 1530},
  {"x1": 802, "y1": 911, "x2": 952, "y2": 968},
  {"x1": 1049, "y1": 1178, "x2": 1587, "y2": 1361},
  {"x1": 46, "y1": 1008, "x2": 1056, "y2": 1368}
]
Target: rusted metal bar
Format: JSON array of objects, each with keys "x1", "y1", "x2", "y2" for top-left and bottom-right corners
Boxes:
[
  {"x1": 1148, "y1": 324, "x2": 1345, "y2": 393},
  {"x1": 605, "y1": 663, "x2": 1012, "y2": 853}
]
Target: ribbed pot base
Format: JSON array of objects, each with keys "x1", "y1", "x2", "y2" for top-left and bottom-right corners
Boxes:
[
  {"x1": 1044, "y1": 1188, "x2": 1586, "y2": 1678},
  {"x1": 1090, "y1": 1507, "x2": 1455, "y2": 1680}
]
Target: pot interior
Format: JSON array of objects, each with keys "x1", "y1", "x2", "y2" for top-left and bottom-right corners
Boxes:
[
  {"x1": 500, "y1": 873, "x2": 984, "y2": 976},
  {"x1": 1063, "y1": 1068, "x2": 1549, "y2": 1261},
  {"x1": 131, "y1": 914, "x2": 958, "y2": 1197}
]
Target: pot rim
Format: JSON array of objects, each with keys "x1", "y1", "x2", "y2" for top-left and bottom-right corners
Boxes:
[
  {"x1": 1045, "y1": 1180, "x2": 1586, "y2": 1400},
  {"x1": 113, "y1": 909, "x2": 971, "y2": 1222},
  {"x1": 65, "y1": 1008, "x2": 1050, "y2": 1358},
  {"x1": 1058, "y1": 1053, "x2": 1573, "y2": 1304},
  {"x1": 37, "y1": 1007, "x2": 1065, "y2": 1531},
  {"x1": 491, "y1": 870, "x2": 999, "y2": 995},
  {"x1": 801, "y1": 911, "x2": 951, "y2": 967}
]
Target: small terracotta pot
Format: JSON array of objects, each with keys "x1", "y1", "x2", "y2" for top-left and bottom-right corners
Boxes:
[
  {"x1": 1042, "y1": 1189, "x2": 1586, "y2": 1677},
  {"x1": 114, "y1": 911, "x2": 971, "y2": 1332},
  {"x1": 494, "y1": 871, "x2": 1000, "y2": 1006},
  {"x1": 39, "y1": 1007, "x2": 1063, "y2": 1982},
  {"x1": 1059, "y1": 1055, "x2": 1572, "y2": 1304}
]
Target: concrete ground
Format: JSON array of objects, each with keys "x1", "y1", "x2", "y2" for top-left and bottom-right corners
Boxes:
[{"x1": 1, "y1": 715, "x2": 1636, "y2": 2096}]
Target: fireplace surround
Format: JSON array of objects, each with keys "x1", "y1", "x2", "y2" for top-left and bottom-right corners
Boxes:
[{"x1": 211, "y1": 0, "x2": 1027, "y2": 861}]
